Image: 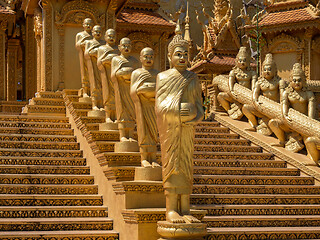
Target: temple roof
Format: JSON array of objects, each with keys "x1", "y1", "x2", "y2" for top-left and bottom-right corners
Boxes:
[
  {"x1": 190, "y1": 55, "x2": 236, "y2": 74},
  {"x1": 117, "y1": 8, "x2": 174, "y2": 32},
  {"x1": 246, "y1": 0, "x2": 320, "y2": 33}
]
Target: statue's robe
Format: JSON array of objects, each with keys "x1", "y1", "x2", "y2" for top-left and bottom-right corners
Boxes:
[
  {"x1": 130, "y1": 68, "x2": 158, "y2": 148},
  {"x1": 84, "y1": 39, "x2": 105, "y2": 107},
  {"x1": 75, "y1": 31, "x2": 92, "y2": 92},
  {"x1": 111, "y1": 55, "x2": 139, "y2": 123},
  {"x1": 97, "y1": 45, "x2": 119, "y2": 112},
  {"x1": 155, "y1": 69, "x2": 204, "y2": 194}
]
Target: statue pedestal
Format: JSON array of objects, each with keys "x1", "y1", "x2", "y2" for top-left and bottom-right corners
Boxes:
[
  {"x1": 115, "y1": 140, "x2": 139, "y2": 152},
  {"x1": 79, "y1": 96, "x2": 92, "y2": 103},
  {"x1": 157, "y1": 221, "x2": 207, "y2": 240},
  {"x1": 88, "y1": 109, "x2": 106, "y2": 118},
  {"x1": 135, "y1": 166, "x2": 162, "y2": 181},
  {"x1": 99, "y1": 121, "x2": 118, "y2": 131}
]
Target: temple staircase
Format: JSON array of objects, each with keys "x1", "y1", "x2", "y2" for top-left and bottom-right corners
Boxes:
[
  {"x1": 0, "y1": 91, "x2": 118, "y2": 239},
  {"x1": 11, "y1": 90, "x2": 320, "y2": 240}
]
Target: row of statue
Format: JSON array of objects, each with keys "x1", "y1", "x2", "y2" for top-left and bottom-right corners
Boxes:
[
  {"x1": 216, "y1": 46, "x2": 319, "y2": 165},
  {"x1": 75, "y1": 18, "x2": 205, "y2": 229}
]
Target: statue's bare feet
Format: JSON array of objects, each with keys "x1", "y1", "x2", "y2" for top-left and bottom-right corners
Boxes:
[
  {"x1": 152, "y1": 162, "x2": 161, "y2": 168},
  {"x1": 92, "y1": 106, "x2": 99, "y2": 111},
  {"x1": 167, "y1": 211, "x2": 185, "y2": 223},
  {"x1": 142, "y1": 160, "x2": 152, "y2": 168},
  {"x1": 105, "y1": 118, "x2": 113, "y2": 123},
  {"x1": 120, "y1": 137, "x2": 129, "y2": 142},
  {"x1": 182, "y1": 215, "x2": 201, "y2": 223}
]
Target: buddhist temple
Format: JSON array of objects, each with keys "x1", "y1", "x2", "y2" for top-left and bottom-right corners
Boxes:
[{"x1": 2, "y1": 0, "x2": 320, "y2": 240}]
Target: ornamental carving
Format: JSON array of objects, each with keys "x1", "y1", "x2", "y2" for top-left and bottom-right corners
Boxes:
[
  {"x1": 55, "y1": 0, "x2": 105, "y2": 28},
  {"x1": 126, "y1": 32, "x2": 155, "y2": 53},
  {"x1": 312, "y1": 36, "x2": 320, "y2": 53},
  {"x1": 268, "y1": 34, "x2": 302, "y2": 53}
]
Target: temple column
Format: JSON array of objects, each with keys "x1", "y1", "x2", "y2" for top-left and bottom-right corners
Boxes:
[
  {"x1": 107, "y1": 0, "x2": 117, "y2": 29},
  {"x1": 41, "y1": 0, "x2": 53, "y2": 91},
  {"x1": 57, "y1": 25, "x2": 65, "y2": 90},
  {"x1": 304, "y1": 29, "x2": 313, "y2": 80},
  {"x1": 6, "y1": 39, "x2": 19, "y2": 101},
  {"x1": 0, "y1": 26, "x2": 6, "y2": 101}
]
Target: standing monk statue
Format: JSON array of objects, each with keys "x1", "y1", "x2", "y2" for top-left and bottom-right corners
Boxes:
[
  {"x1": 97, "y1": 29, "x2": 119, "y2": 130},
  {"x1": 84, "y1": 25, "x2": 106, "y2": 117},
  {"x1": 217, "y1": 46, "x2": 257, "y2": 120},
  {"x1": 111, "y1": 38, "x2": 139, "y2": 152},
  {"x1": 75, "y1": 18, "x2": 93, "y2": 102},
  {"x1": 269, "y1": 63, "x2": 316, "y2": 152},
  {"x1": 155, "y1": 24, "x2": 204, "y2": 224},
  {"x1": 243, "y1": 53, "x2": 285, "y2": 134},
  {"x1": 131, "y1": 47, "x2": 159, "y2": 168}
]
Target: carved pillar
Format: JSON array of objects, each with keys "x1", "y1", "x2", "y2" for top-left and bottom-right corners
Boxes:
[
  {"x1": 57, "y1": 25, "x2": 65, "y2": 90},
  {"x1": 107, "y1": 0, "x2": 117, "y2": 29},
  {"x1": 0, "y1": 26, "x2": 6, "y2": 101},
  {"x1": 25, "y1": 15, "x2": 37, "y2": 100},
  {"x1": 304, "y1": 29, "x2": 313, "y2": 80},
  {"x1": 34, "y1": 8, "x2": 43, "y2": 93},
  {"x1": 159, "y1": 32, "x2": 169, "y2": 71},
  {"x1": 42, "y1": 0, "x2": 53, "y2": 91},
  {"x1": 7, "y1": 39, "x2": 20, "y2": 101}
]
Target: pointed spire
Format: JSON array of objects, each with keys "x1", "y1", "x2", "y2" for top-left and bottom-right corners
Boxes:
[
  {"x1": 175, "y1": 19, "x2": 182, "y2": 36},
  {"x1": 184, "y1": 1, "x2": 191, "y2": 42}
]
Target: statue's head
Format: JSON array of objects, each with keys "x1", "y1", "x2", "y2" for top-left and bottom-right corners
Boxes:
[
  {"x1": 119, "y1": 38, "x2": 132, "y2": 55},
  {"x1": 236, "y1": 46, "x2": 250, "y2": 70},
  {"x1": 140, "y1": 47, "x2": 154, "y2": 68},
  {"x1": 105, "y1": 29, "x2": 116, "y2": 45},
  {"x1": 92, "y1": 25, "x2": 102, "y2": 40},
  {"x1": 262, "y1": 53, "x2": 277, "y2": 80},
  {"x1": 167, "y1": 21, "x2": 189, "y2": 70},
  {"x1": 83, "y1": 18, "x2": 93, "y2": 32},
  {"x1": 290, "y1": 63, "x2": 306, "y2": 91}
]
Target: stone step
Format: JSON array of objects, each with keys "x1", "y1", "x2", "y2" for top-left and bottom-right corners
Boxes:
[
  {"x1": 0, "y1": 141, "x2": 79, "y2": 151},
  {"x1": 0, "y1": 148, "x2": 82, "y2": 158},
  {"x1": 37, "y1": 92, "x2": 63, "y2": 99},
  {"x1": 0, "y1": 115, "x2": 69, "y2": 123},
  {"x1": 193, "y1": 175, "x2": 314, "y2": 185},
  {"x1": 204, "y1": 215, "x2": 320, "y2": 228},
  {"x1": 0, "y1": 206, "x2": 108, "y2": 218},
  {"x1": 0, "y1": 194, "x2": 103, "y2": 206},
  {"x1": 102, "y1": 152, "x2": 141, "y2": 167},
  {"x1": 0, "y1": 230, "x2": 118, "y2": 239},
  {"x1": 190, "y1": 194, "x2": 320, "y2": 205},
  {"x1": 194, "y1": 132, "x2": 239, "y2": 139},
  {"x1": 194, "y1": 126, "x2": 230, "y2": 133},
  {"x1": 207, "y1": 226, "x2": 320, "y2": 240},
  {"x1": 0, "y1": 121, "x2": 71, "y2": 129},
  {"x1": 0, "y1": 165, "x2": 90, "y2": 175},
  {"x1": 193, "y1": 166, "x2": 299, "y2": 176},
  {"x1": 23, "y1": 105, "x2": 66, "y2": 115},
  {"x1": 194, "y1": 145, "x2": 262, "y2": 153},
  {"x1": 193, "y1": 151, "x2": 274, "y2": 160},
  {"x1": 30, "y1": 97, "x2": 65, "y2": 106},
  {"x1": 192, "y1": 185, "x2": 320, "y2": 195},
  {"x1": 64, "y1": 89, "x2": 80, "y2": 95},
  {"x1": 0, "y1": 156, "x2": 86, "y2": 166},
  {"x1": 96, "y1": 141, "x2": 117, "y2": 152},
  {"x1": 0, "y1": 127, "x2": 74, "y2": 135},
  {"x1": 0, "y1": 217, "x2": 113, "y2": 231},
  {"x1": 104, "y1": 166, "x2": 135, "y2": 181},
  {"x1": 193, "y1": 204, "x2": 320, "y2": 216},
  {"x1": 86, "y1": 123, "x2": 100, "y2": 131},
  {"x1": 194, "y1": 138, "x2": 251, "y2": 146},
  {"x1": 0, "y1": 184, "x2": 98, "y2": 195},
  {"x1": 72, "y1": 102, "x2": 92, "y2": 109},
  {"x1": 79, "y1": 116, "x2": 105, "y2": 124},
  {"x1": 67, "y1": 95, "x2": 81, "y2": 102},
  {"x1": 75, "y1": 109, "x2": 90, "y2": 117},
  {"x1": 197, "y1": 121, "x2": 220, "y2": 127},
  {"x1": 0, "y1": 174, "x2": 94, "y2": 185},
  {"x1": 0, "y1": 133, "x2": 77, "y2": 143},
  {"x1": 194, "y1": 159, "x2": 286, "y2": 168}
]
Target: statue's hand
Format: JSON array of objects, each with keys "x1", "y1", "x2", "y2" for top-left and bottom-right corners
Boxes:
[
  {"x1": 284, "y1": 114, "x2": 292, "y2": 122},
  {"x1": 230, "y1": 90, "x2": 237, "y2": 97}
]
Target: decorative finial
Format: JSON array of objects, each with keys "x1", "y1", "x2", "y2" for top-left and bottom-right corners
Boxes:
[
  {"x1": 184, "y1": 1, "x2": 191, "y2": 42},
  {"x1": 175, "y1": 19, "x2": 182, "y2": 36}
]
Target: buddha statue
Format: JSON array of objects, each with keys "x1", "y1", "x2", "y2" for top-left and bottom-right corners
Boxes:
[
  {"x1": 97, "y1": 29, "x2": 119, "y2": 129},
  {"x1": 242, "y1": 53, "x2": 285, "y2": 134},
  {"x1": 269, "y1": 63, "x2": 316, "y2": 152},
  {"x1": 155, "y1": 24, "x2": 204, "y2": 224},
  {"x1": 84, "y1": 25, "x2": 106, "y2": 116},
  {"x1": 75, "y1": 18, "x2": 93, "y2": 102},
  {"x1": 130, "y1": 47, "x2": 159, "y2": 167},
  {"x1": 111, "y1": 37, "x2": 139, "y2": 152},
  {"x1": 217, "y1": 46, "x2": 257, "y2": 120}
]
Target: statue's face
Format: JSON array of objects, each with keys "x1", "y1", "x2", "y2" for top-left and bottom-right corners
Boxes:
[
  {"x1": 83, "y1": 19, "x2": 93, "y2": 31},
  {"x1": 92, "y1": 26, "x2": 102, "y2": 39},
  {"x1": 237, "y1": 56, "x2": 248, "y2": 70},
  {"x1": 119, "y1": 39, "x2": 132, "y2": 54},
  {"x1": 291, "y1": 75, "x2": 303, "y2": 91},
  {"x1": 140, "y1": 49, "x2": 154, "y2": 68},
  {"x1": 106, "y1": 30, "x2": 116, "y2": 45},
  {"x1": 171, "y1": 46, "x2": 188, "y2": 69},
  {"x1": 263, "y1": 64, "x2": 275, "y2": 80}
]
